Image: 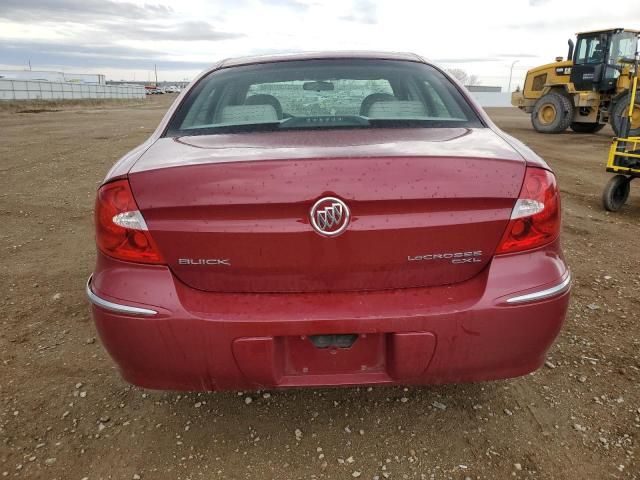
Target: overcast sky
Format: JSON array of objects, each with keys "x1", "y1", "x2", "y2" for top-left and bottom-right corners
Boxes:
[{"x1": 1, "y1": 0, "x2": 639, "y2": 88}]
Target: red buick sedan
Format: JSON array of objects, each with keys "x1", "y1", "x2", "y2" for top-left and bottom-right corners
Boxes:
[{"x1": 87, "y1": 52, "x2": 570, "y2": 391}]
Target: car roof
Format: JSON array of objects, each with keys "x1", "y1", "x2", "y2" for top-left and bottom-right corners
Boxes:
[{"x1": 218, "y1": 51, "x2": 425, "y2": 69}]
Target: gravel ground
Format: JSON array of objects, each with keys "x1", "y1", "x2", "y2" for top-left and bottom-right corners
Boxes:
[{"x1": 1, "y1": 95, "x2": 639, "y2": 479}]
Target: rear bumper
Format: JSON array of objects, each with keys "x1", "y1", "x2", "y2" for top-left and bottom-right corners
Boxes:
[{"x1": 88, "y1": 243, "x2": 570, "y2": 391}]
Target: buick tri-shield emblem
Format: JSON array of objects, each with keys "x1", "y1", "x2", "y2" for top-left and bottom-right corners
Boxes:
[{"x1": 310, "y1": 197, "x2": 350, "y2": 237}]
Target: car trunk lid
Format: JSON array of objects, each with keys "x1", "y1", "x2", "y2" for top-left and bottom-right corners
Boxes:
[{"x1": 129, "y1": 128, "x2": 525, "y2": 293}]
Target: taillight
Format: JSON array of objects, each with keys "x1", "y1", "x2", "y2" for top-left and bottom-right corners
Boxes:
[
  {"x1": 95, "y1": 179, "x2": 164, "y2": 264},
  {"x1": 496, "y1": 167, "x2": 560, "y2": 254}
]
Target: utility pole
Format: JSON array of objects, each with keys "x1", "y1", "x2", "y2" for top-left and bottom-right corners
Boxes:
[
  {"x1": 508, "y1": 60, "x2": 519, "y2": 93},
  {"x1": 28, "y1": 60, "x2": 32, "y2": 71},
  {"x1": 154, "y1": 64, "x2": 158, "y2": 87}
]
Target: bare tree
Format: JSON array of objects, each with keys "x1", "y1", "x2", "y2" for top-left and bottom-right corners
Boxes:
[
  {"x1": 467, "y1": 74, "x2": 481, "y2": 86},
  {"x1": 446, "y1": 69, "x2": 481, "y2": 86},
  {"x1": 446, "y1": 68, "x2": 468, "y2": 84}
]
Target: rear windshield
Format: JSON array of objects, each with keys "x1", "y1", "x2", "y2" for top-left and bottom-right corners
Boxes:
[{"x1": 165, "y1": 59, "x2": 483, "y2": 136}]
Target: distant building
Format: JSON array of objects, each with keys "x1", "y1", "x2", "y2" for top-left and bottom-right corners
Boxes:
[
  {"x1": 465, "y1": 85, "x2": 502, "y2": 93},
  {"x1": 0, "y1": 70, "x2": 105, "y2": 84},
  {"x1": 107, "y1": 80, "x2": 190, "y2": 88}
]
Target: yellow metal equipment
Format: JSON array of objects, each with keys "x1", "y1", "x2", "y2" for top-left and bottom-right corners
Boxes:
[
  {"x1": 602, "y1": 55, "x2": 639, "y2": 211},
  {"x1": 512, "y1": 28, "x2": 639, "y2": 136}
]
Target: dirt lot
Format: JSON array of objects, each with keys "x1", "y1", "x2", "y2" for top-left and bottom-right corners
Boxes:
[{"x1": 1, "y1": 95, "x2": 639, "y2": 479}]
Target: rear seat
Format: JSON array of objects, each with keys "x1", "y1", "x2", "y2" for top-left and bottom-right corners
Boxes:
[
  {"x1": 366, "y1": 101, "x2": 427, "y2": 119},
  {"x1": 218, "y1": 105, "x2": 279, "y2": 125}
]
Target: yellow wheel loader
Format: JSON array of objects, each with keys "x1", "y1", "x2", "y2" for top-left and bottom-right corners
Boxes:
[{"x1": 512, "y1": 28, "x2": 639, "y2": 136}]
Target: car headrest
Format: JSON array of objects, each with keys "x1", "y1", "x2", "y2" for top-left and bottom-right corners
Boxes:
[
  {"x1": 218, "y1": 105, "x2": 279, "y2": 125},
  {"x1": 366, "y1": 101, "x2": 427, "y2": 119},
  {"x1": 245, "y1": 94, "x2": 283, "y2": 119},
  {"x1": 360, "y1": 93, "x2": 396, "y2": 116}
]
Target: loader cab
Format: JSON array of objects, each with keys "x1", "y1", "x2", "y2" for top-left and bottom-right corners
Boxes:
[{"x1": 570, "y1": 29, "x2": 638, "y2": 92}]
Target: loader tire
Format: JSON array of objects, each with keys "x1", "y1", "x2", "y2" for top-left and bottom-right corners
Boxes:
[
  {"x1": 570, "y1": 122, "x2": 605, "y2": 133},
  {"x1": 610, "y1": 91, "x2": 640, "y2": 137},
  {"x1": 531, "y1": 93, "x2": 574, "y2": 133}
]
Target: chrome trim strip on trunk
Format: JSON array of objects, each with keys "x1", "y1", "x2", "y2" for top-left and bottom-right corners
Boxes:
[
  {"x1": 86, "y1": 277, "x2": 157, "y2": 316},
  {"x1": 506, "y1": 274, "x2": 571, "y2": 304}
]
